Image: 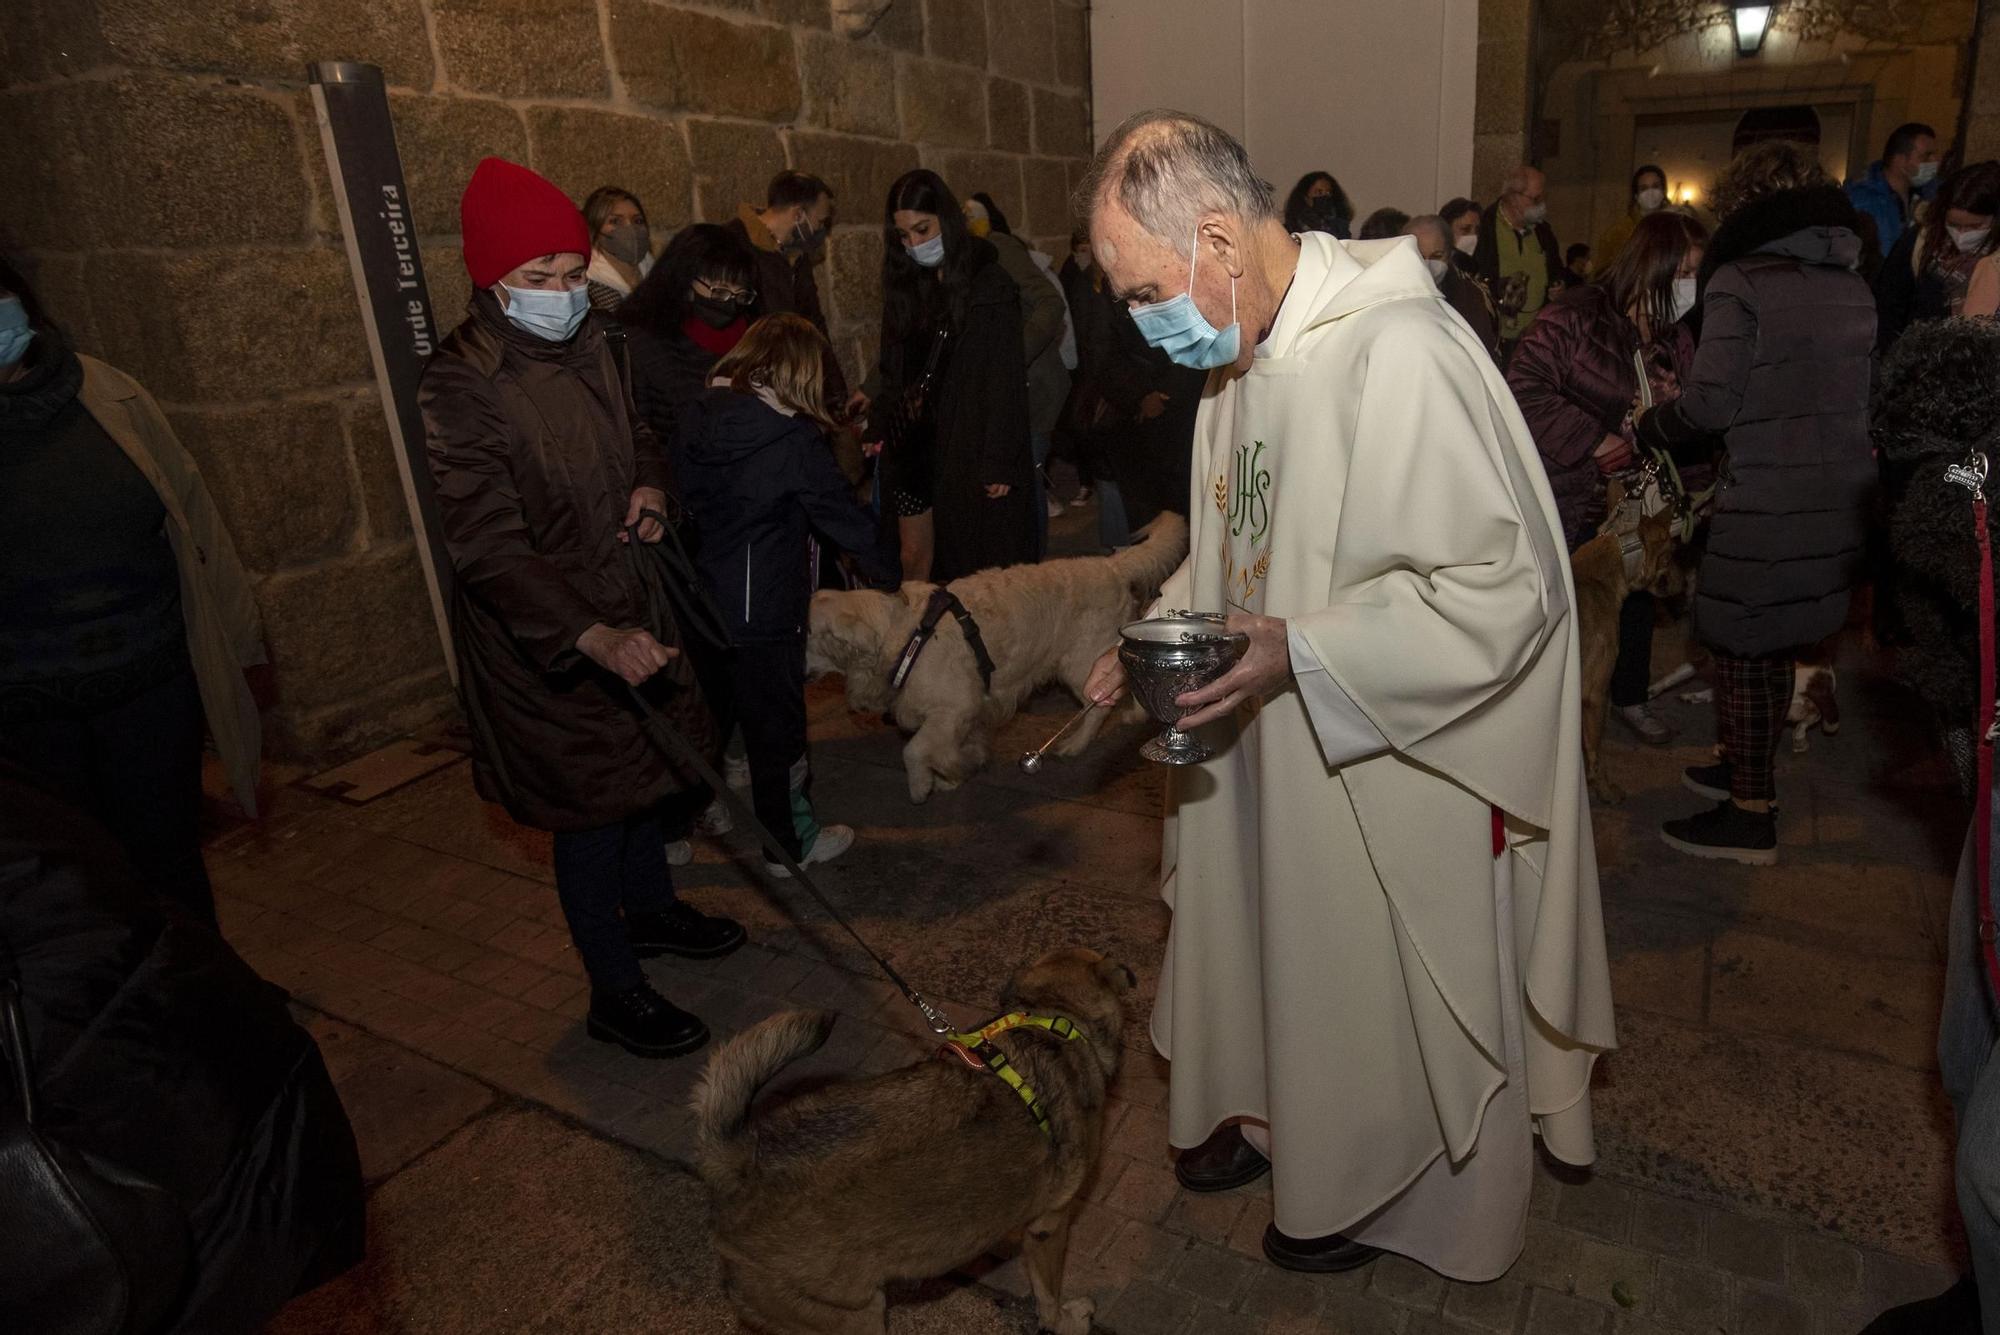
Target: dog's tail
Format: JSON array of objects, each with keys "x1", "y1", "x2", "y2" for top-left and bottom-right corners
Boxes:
[
  {"x1": 690, "y1": 1009, "x2": 836, "y2": 1187},
  {"x1": 1111, "y1": 512, "x2": 1192, "y2": 602}
]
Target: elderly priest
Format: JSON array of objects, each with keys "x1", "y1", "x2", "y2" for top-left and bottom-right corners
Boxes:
[{"x1": 1082, "y1": 112, "x2": 1615, "y2": 1280}]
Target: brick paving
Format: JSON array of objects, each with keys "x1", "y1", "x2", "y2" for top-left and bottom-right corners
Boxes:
[{"x1": 238, "y1": 632, "x2": 1969, "y2": 1333}]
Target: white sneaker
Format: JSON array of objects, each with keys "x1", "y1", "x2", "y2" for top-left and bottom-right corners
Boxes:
[
  {"x1": 694, "y1": 798, "x2": 733, "y2": 837},
  {"x1": 1072, "y1": 486, "x2": 1093, "y2": 506},
  {"x1": 1615, "y1": 703, "x2": 1673, "y2": 745},
  {"x1": 724, "y1": 754, "x2": 751, "y2": 789},
  {"x1": 765, "y1": 824, "x2": 855, "y2": 878},
  {"x1": 665, "y1": 839, "x2": 694, "y2": 867},
  {"x1": 1045, "y1": 495, "x2": 1065, "y2": 519}
]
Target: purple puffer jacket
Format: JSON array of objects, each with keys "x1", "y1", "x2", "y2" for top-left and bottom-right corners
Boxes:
[{"x1": 1506, "y1": 284, "x2": 1692, "y2": 550}]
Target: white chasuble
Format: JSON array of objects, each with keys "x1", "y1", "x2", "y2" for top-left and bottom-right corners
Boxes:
[{"x1": 1148, "y1": 232, "x2": 1616, "y2": 1281}]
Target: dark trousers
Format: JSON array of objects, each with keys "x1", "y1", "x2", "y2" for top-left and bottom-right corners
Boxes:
[
  {"x1": 0, "y1": 665, "x2": 216, "y2": 926},
  {"x1": 551, "y1": 810, "x2": 675, "y2": 993},
  {"x1": 1713, "y1": 654, "x2": 1792, "y2": 803},
  {"x1": 707, "y1": 638, "x2": 813, "y2": 862},
  {"x1": 1610, "y1": 594, "x2": 1656, "y2": 709}
]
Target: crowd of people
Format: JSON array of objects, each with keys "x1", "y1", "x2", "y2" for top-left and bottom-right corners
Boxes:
[{"x1": 8, "y1": 100, "x2": 2000, "y2": 1331}]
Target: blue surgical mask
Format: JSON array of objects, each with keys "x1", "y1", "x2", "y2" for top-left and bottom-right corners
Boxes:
[
  {"x1": 0, "y1": 297, "x2": 33, "y2": 368},
  {"x1": 1128, "y1": 234, "x2": 1240, "y2": 370},
  {"x1": 907, "y1": 234, "x2": 946, "y2": 269},
  {"x1": 499, "y1": 283, "x2": 588, "y2": 342}
]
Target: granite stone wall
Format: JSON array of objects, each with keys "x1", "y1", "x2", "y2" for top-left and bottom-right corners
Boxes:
[{"x1": 0, "y1": 0, "x2": 1092, "y2": 763}]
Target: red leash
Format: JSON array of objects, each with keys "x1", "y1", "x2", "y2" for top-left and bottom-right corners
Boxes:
[{"x1": 1954, "y1": 451, "x2": 2000, "y2": 1000}]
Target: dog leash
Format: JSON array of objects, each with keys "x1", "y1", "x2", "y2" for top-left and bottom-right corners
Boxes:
[
  {"x1": 607, "y1": 519, "x2": 957, "y2": 1039},
  {"x1": 1948, "y1": 449, "x2": 2000, "y2": 1002}
]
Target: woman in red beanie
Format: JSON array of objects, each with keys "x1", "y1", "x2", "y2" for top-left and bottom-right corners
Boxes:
[{"x1": 420, "y1": 157, "x2": 743, "y2": 1060}]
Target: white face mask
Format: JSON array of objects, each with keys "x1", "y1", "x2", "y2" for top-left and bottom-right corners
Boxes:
[
  {"x1": 1914, "y1": 161, "x2": 1940, "y2": 187},
  {"x1": 500, "y1": 283, "x2": 588, "y2": 341},
  {"x1": 1426, "y1": 257, "x2": 1450, "y2": 284},
  {"x1": 1636, "y1": 187, "x2": 1666, "y2": 212},
  {"x1": 1454, "y1": 233, "x2": 1478, "y2": 256},
  {"x1": 1671, "y1": 276, "x2": 1698, "y2": 322},
  {"x1": 1516, "y1": 201, "x2": 1547, "y2": 228},
  {"x1": 1951, "y1": 225, "x2": 1992, "y2": 255}
]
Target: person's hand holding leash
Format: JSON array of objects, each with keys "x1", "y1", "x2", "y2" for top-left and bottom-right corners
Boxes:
[
  {"x1": 578, "y1": 623, "x2": 677, "y2": 685},
  {"x1": 622, "y1": 487, "x2": 667, "y2": 543}
]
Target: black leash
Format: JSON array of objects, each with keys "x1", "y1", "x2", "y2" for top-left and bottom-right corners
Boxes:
[{"x1": 618, "y1": 520, "x2": 955, "y2": 1036}]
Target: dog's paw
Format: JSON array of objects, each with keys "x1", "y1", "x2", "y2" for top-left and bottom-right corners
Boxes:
[{"x1": 1040, "y1": 1297, "x2": 1094, "y2": 1335}]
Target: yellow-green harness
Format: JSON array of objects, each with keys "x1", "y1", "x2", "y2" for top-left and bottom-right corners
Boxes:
[{"x1": 938, "y1": 1012, "x2": 1088, "y2": 1138}]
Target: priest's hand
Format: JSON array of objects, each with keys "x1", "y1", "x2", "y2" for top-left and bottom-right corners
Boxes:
[
  {"x1": 1085, "y1": 647, "x2": 1128, "y2": 706},
  {"x1": 1174, "y1": 613, "x2": 1292, "y2": 729}
]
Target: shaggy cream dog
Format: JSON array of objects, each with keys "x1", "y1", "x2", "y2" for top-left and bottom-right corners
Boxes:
[{"x1": 808, "y1": 514, "x2": 1189, "y2": 802}]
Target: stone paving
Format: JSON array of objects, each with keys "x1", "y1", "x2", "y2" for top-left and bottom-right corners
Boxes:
[{"x1": 245, "y1": 574, "x2": 1971, "y2": 1333}]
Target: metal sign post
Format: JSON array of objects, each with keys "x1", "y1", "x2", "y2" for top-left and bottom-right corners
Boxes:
[{"x1": 308, "y1": 60, "x2": 457, "y2": 685}]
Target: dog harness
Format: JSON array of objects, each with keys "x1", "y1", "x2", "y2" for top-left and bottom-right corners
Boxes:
[
  {"x1": 888, "y1": 588, "x2": 997, "y2": 694},
  {"x1": 937, "y1": 1012, "x2": 1088, "y2": 1138}
]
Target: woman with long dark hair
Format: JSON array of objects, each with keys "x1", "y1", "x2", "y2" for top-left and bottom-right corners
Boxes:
[
  {"x1": 1507, "y1": 209, "x2": 1710, "y2": 744},
  {"x1": 1876, "y1": 159, "x2": 2000, "y2": 350},
  {"x1": 866, "y1": 169, "x2": 1034, "y2": 582},
  {"x1": 620, "y1": 223, "x2": 759, "y2": 450},
  {"x1": 1283, "y1": 171, "x2": 1352, "y2": 238}
]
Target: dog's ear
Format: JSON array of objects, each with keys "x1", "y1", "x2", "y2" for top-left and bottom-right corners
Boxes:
[{"x1": 1093, "y1": 956, "x2": 1138, "y2": 994}]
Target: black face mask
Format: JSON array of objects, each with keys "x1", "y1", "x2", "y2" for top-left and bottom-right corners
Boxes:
[
  {"x1": 690, "y1": 293, "x2": 743, "y2": 329},
  {"x1": 1308, "y1": 197, "x2": 1343, "y2": 225},
  {"x1": 785, "y1": 219, "x2": 827, "y2": 256}
]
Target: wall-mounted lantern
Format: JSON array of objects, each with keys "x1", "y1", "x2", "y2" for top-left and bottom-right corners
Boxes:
[{"x1": 1731, "y1": 1, "x2": 1774, "y2": 56}]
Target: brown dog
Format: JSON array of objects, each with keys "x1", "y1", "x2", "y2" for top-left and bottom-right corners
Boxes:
[
  {"x1": 1572, "y1": 506, "x2": 1678, "y2": 803},
  {"x1": 692, "y1": 948, "x2": 1135, "y2": 1334}
]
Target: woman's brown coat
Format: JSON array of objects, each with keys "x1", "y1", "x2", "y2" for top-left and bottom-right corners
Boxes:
[{"x1": 420, "y1": 292, "x2": 706, "y2": 832}]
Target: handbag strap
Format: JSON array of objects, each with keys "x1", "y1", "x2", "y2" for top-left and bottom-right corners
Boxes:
[{"x1": 0, "y1": 944, "x2": 35, "y2": 1124}]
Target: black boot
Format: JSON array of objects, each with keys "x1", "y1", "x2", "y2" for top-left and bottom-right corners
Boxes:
[
  {"x1": 1174, "y1": 1124, "x2": 1271, "y2": 1193},
  {"x1": 1262, "y1": 1223, "x2": 1382, "y2": 1274},
  {"x1": 587, "y1": 981, "x2": 709, "y2": 1058},
  {"x1": 626, "y1": 901, "x2": 746, "y2": 961},
  {"x1": 1859, "y1": 1274, "x2": 1980, "y2": 1334}
]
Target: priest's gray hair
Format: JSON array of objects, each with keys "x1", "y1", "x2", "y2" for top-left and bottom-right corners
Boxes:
[{"x1": 1076, "y1": 110, "x2": 1277, "y2": 256}]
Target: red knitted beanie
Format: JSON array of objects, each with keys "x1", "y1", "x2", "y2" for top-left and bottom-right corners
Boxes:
[{"x1": 459, "y1": 157, "x2": 591, "y2": 289}]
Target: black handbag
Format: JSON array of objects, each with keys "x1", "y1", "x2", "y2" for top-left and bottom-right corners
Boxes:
[{"x1": 0, "y1": 954, "x2": 191, "y2": 1335}]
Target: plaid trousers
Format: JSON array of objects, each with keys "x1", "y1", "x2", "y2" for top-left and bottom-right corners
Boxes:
[{"x1": 1713, "y1": 655, "x2": 1793, "y2": 803}]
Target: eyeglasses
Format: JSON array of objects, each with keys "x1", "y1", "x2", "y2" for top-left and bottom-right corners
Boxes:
[{"x1": 695, "y1": 277, "x2": 757, "y2": 305}]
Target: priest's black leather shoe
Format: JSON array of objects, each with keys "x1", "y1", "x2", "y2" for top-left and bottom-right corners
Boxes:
[
  {"x1": 1173, "y1": 1124, "x2": 1271, "y2": 1193},
  {"x1": 627, "y1": 901, "x2": 746, "y2": 960},
  {"x1": 586, "y1": 981, "x2": 709, "y2": 1058},
  {"x1": 1261, "y1": 1223, "x2": 1382, "y2": 1274}
]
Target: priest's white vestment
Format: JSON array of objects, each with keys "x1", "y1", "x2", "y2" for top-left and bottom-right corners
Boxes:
[{"x1": 1149, "y1": 231, "x2": 1616, "y2": 1281}]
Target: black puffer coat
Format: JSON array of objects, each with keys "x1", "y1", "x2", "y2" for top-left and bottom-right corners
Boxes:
[
  {"x1": 1638, "y1": 186, "x2": 1877, "y2": 658},
  {"x1": 0, "y1": 765, "x2": 363, "y2": 1333}
]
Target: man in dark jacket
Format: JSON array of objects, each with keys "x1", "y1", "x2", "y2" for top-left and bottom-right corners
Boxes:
[
  {"x1": 726, "y1": 171, "x2": 855, "y2": 415},
  {"x1": 1068, "y1": 265, "x2": 1205, "y2": 533},
  {"x1": 1406, "y1": 213, "x2": 1501, "y2": 362},
  {"x1": 1472, "y1": 164, "x2": 1566, "y2": 355},
  {"x1": 1637, "y1": 142, "x2": 1877, "y2": 864},
  {"x1": 422, "y1": 157, "x2": 743, "y2": 1061}
]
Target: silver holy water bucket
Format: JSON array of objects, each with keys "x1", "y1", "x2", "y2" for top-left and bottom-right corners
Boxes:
[{"x1": 1118, "y1": 613, "x2": 1249, "y2": 765}]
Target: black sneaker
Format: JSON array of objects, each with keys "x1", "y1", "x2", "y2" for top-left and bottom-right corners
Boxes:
[
  {"x1": 626, "y1": 901, "x2": 746, "y2": 961},
  {"x1": 1683, "y1": 761, "x2": 1732, "y2": 802},
  {"x1": 1661, "y1": 801, "x2": 1778, "y2": 866},
  {"x1": 586, "y1": 981, "x2": 708, "y2": 1058}
]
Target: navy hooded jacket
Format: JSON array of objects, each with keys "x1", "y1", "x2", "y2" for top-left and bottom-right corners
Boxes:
[{"x1": 676, "y1": 386, "x2": 895, "y2": 643}]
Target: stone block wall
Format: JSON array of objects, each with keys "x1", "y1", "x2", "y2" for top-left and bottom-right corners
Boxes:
[{"x1": 0, "y1": 0, "x2": 1092, "y2": 764}]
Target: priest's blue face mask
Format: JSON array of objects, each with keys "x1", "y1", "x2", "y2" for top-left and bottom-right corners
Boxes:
[{"x1": 1128, "y1": 231, "x2": 1240, "y2": 370}]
